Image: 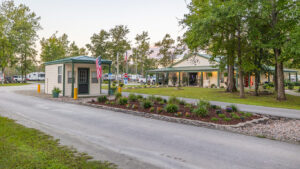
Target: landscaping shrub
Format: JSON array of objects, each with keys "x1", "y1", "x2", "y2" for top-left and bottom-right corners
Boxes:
[
  {"x1": 229, "y1": 104, "x2": 238, "y2": 112},
  {"x1": 97, "y1": 95, "x2": 107, "y2": 102},
  {"x1": 155, "y1": 96, "x2": 163, "y2": 102},
  {"x1": 179, "y1": 100, "x2": 186, "y2": 105},
  {"x1": 210, "y1": 117, "x2": 219, "y2": 122},
  {"x1": 148, "y1": 95, "x2": 156, "y2": 101},
  {"x1": 117, "y1": 97, "x2": 128, "y2": 105},
  {"x1": 105, "y1": 101, "x2": 110, "y2": 105},
  {"x1": 149, "y1": 107, "x2": 155, "y2": 112},
  {"x1": 192, "y1": 107, "x2": 208, "y2": 117},
  {"x1": 159, "y1": 100, "x2": 165, "y2": 105},
  {"x1": 231, "y1": 113, "x2": 240, "y2": 120},
  {"x1": 141, "y1": 100, "x2": 153, "y2": 109},
  {"x1": 218, "y1": 114, "x2": 226, "y2": 118},
  {"x1": 137, "y1": 95, "x2": 144, "y2": 100},
  {"x1": 197, "y1": 100, "x2": 210, "y2": 109},
  {"x1": 163, "y1": 99, "x2": 167, "y2": 103},
  {"x1": 224, "y1": 117, "x2": 232, "y2": 122},
  {"x1": 298, "y1": 87, "x2": 300, "y2": 93},
  {"x1": 110, "y1": 101, "x2": 116, "y2": 105},
  {"x1": 157, "y1": 107, "x2": 163, "y2": 113},
  {"x1": 115, "y1": 92, "x2": 122, "y2": 99},
  {"x1": 225, "y1": 106, "x2": 233, "y2": 113},
  {"x1": 126, "y1": 104, "x2": 131, "y2": 108},
  {"x1": 128, "y1": 93, "x2": 137, "y2": 102},
  {"x1": 210, "y1": 105, "x2": 218, "y2": 109},
  {"x1": 184, "y1": 103, "x2": 193, "y2": 112},
  {"x1": 185, "y1": 112, "x2": 191, "y2": 117},
  {"x1": 245, "y1": 112, "x2": 253, "y2": 118},
  {"x1": 119, "y1": 83, "x2": 124, "y2": 87},
  {"x1": 168, "y1": 96, "x2": 180, "y2": 104},
  {"x1": 132, "y1": 104, "x2": 138, "y2": 109},
  {"x1": 165, "y1": 104, "x2": 179, "y2": 113},
  {"x1": 288, "y1": 84, "x2": 294, "y2": 90},
  {"x1": 174, "y1": 112, "x2": 183, "y2": 117},
  {"x1": 211, "y1": 84, "x2": 216, "y2": 88}
]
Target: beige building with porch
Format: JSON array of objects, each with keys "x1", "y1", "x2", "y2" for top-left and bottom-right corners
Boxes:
[{"x1": 148, "y1": 53, "x2": 298, "y2": 88}]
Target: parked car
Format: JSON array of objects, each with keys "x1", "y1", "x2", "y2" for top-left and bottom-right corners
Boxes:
[
  {"x1": 139, "y1": 78, "x2": 147, "y2": 84},
  {"x1": 13, "y1": 75, "x2": 26, "y2": 83},
  {"x1": 5, "y1": 76, "x2": 14, "y2": 83}
]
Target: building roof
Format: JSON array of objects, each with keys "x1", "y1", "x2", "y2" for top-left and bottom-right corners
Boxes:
[
  {"x1": 44, "y1": 56, "x2": 112, "y2": 65},
  {"x1": 148, "y1": 66, "x2": 219, "y2": 73}
]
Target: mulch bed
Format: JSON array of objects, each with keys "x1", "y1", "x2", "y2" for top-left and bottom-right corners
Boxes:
[{"x1": 89, "y1": 98, "x2": 261, "y2": 125}]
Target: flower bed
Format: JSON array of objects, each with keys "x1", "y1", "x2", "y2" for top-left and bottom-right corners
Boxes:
[{"x1": 91, "y1": 94, "x2": 260, "y2": 125}]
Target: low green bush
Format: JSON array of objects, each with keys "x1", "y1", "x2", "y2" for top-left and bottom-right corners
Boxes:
[
  {"x1": 137, "y1": 95, "x2": 144, "y2": 100},
  {"x1": 126, "y1": 104, "x2": 131, "y2": 108},
  {"x1": 115, "y1": 92, "x2": 122, "y2": 99},
  {"x1": 210, "y1": 105, "x2": 218, "y2": 109},
  {"x1": 168, "y1": 96, "x2": 180, "y2": 104},
  {"x1": 141, "y1": 100, "x2": 153, "y2": 109},
  {"x1": 165, "y1": 104, "x2": 179, "y2": 113},
  {"x1": 149, "y1": 107, "x2": 155, "y2": 112},
  {"x1": 197, "y1": 100, "x2": 210, "y2": 109},
  {"x1": 210, "y1": 117, "x2": 219, "y2": 122},
  {"x1": 97, "y1": 95, "x2": 107, "y2": 102},
  {"x1": 192, "y1": 106, "x2": 208, "y2": 117},
  {"x1": 155, "y1": 96, "x2": 163, "y2": 102},
  {"x1": 231, "y1": 113, "x2": 240, "y2": 120},
  {"x1": 224, "y1": 117, "x2": 232, "y2": 122},
  {"x1": 128, "y1": 93, "x2": 137, "y2": 102},
  {"x1": 229, "y1": 104, "x2": 238, "y2": 112},
  {"x1": 117, "y1": 97, "x2": 128, "y2": 105},
  {"x1": 132, "y1": 104, "x2": 138, "y2": 109},
  {"x1": 148, "y1": 95, "x2": 156, "y2": 101},
  {"x1": 245, "y1": 112, "x2": 253, "y2": 118},
  {"x1": 105, "y1": 101, "x2": 110, "y2": 104},
  {"x1": 159, "y1": 100, "x2": 165, "y2": 105},
  {"x1": 288, "y1": 84, "x2": 294, "y2": 90},
  {"x1": 179, "y1": 100, "x2": 186, "y2": 105},
  {"x1": 218, "y1": 114, "x2": 226, "y2": 118}
]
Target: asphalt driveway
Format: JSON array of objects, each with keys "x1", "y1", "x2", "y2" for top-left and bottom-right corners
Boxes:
[{"x1": 0, "y1": 84, "x2": 299, "y2": 169}]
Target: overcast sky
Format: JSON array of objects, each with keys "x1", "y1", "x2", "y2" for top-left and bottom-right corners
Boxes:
[{"x1": 13, "y1": 0, "x2": 189, "y2": 54}]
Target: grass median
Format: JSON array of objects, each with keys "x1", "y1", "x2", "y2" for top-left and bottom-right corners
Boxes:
[
  {"x1": 0, "y1": 83, "x2": 29, "y2": 87},
  {"x1": 123, "y1": 87, "x2": 300, "y2": 110},
  {"x1": 0, "y1": 116, "x2": 116, "y2": 169}
]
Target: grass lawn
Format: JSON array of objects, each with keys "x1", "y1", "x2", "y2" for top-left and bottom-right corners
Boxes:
[
  {"x1": 0, "y1": 116, "x2": 116, "y2": 169},
  {"x1": 0, "y1": 83, "x2": 29, "y2": 87},
  {"x1": 123, "y1": 87, "x2": 300, "y2": 110}
]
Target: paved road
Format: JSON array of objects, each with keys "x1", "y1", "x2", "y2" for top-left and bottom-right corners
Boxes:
[
  {"x1": 114, "y1": 91, "x2": 300, "y2": 119},
  {"x1": 0, "y1": 84, "x2": 300, "y2": 169}
]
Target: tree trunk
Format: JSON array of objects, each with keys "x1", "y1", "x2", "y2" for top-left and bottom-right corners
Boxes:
[
  {"x1": 226, "y1": 64, "x2": 237, "y2": 92},
  {"x1": 254, "y1": 72, "x2": 260, "y2": 96},
  {"x1": 1, "y1": 67, "x2": 4, "y2": 84},
  {"x1": 277, "y1": 61, "x2": 286, "y2": 101},
  {"x1": 237, "y1": 28, "x2": 245, "y2": 98},
  {"x1": 274, "y1": 55, "x2": 278, "y2": 92}
]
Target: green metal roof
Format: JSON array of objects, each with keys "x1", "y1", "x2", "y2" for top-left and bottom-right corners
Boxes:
[
  {"x1": 148, "y1": 66, "x2": 219, "y2": 73},
  {"x1": 266, "y1": 66, "x2": 298, "y2": 73},
  {"x1": 44, "y1": 56, "x2": 112, "y2": 65}
]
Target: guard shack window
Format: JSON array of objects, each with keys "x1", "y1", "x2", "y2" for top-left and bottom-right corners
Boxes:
[
  {"x1": 91, "y1": 71, "x2": 98, "y2": 83},
  {"x1": 68, "y1": 71, "x2": 76, "y2": 84},
  {"x1": 58, "y1": 66, "x2": 62, "y2": 83}
]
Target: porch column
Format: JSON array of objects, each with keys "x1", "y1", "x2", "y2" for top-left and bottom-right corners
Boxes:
[
  {"x1": 289, "y1": 72, "x2": 291, "y2": 82},
  {"x1": 71, "y1": 62, "x2": 74, "y2": 97},
  {"x1": 108, "y1": 64, "x2": 111, "y2": 95},
  {"x1": 201, "y1": 72, "x2": 203, "y2": 87},
  {"x1": 63, "y1": 64, "x2": 65, "y2": 96},
  {"x1": 296, "y1": 72, "x2": 298, "y2": 83},
  {"x1": 187, "y1": 73, "x2": 190, "y2": 86},
  {"x1": 217, "y1": 70, "x2": 220, "y2": 88},
  {"x1": 178, "y1": 72, "x2": 181, "y2": 86},
  {"x1": 268, "y1": 73, "x2": 270, "y2": 83},
  {"x1": 156, "y1": 73, "x2": 159, "y2": 85}
]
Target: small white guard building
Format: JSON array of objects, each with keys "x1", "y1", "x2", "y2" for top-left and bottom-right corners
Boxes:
[{"x1": 44, "y1": 56, "x2": 112, "y2": 97}]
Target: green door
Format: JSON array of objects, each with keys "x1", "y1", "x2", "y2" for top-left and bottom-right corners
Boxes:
[{"x1": 78, "y1": 68, "x2": 89, "y2": 94}]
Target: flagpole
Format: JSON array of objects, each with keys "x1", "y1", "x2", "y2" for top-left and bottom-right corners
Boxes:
[{"x1": 117, "y1": 52, "x2": 119, "y2": 81}]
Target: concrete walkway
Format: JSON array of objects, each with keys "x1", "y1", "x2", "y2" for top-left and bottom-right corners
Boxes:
[
  {"x1": 285, "y1": 90, "x2": 300, "y2": 96},
  {"x1": 103, "y1": 90, "x2": 300, "y2": 120}
]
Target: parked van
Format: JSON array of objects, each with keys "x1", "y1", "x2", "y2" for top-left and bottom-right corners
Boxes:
[{"x1": 13, "y1": 75, "x2": 26, "y2": 83}]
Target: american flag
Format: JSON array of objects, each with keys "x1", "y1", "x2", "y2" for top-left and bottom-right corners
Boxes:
[{"x1": 96, "y1": 56, "x2": 102, "y2": 80}]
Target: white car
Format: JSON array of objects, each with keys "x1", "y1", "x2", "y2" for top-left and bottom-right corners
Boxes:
[{"x1": 139, "y1": 78, "x2": 146, "y2": 83}]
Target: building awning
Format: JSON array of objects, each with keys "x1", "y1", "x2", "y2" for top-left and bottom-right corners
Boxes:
[
  {"x1": 147, "y1": 66, "x2": 219, "y2": 73},
  {"x1": 44, "y1": 56, "x2": 112, "y2": 65}
]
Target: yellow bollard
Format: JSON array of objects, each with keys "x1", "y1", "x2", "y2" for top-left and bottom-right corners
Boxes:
[
  {"x1": 74, "y1": 88, "x2": 78, "y2": 100},
  {"x1": 118, "y1": 86, "x2": 122, "y2": 93},
  {"x1": 37, "y1": 84, "x2": 40, "y2": 93}
]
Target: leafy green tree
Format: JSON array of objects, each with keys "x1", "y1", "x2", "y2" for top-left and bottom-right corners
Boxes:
[
  {"x1": 40, "y1": 33, "x2": 69, "y2": 62},
  {"x1": 108, "y1": 25, "x2": 131, "y2": 74},
  {"x1": 131, "y1": 31, "x2": 154, "y2": 75},
  {"x1": 155, "y1": 34, "x2": 175, "y2": 67},
  {"x1": 86, "y1": 29, "x2": 110, "y2": 58},
  {"x1": 68, "y1": 41, "x2": 87, "y2": 56}
]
